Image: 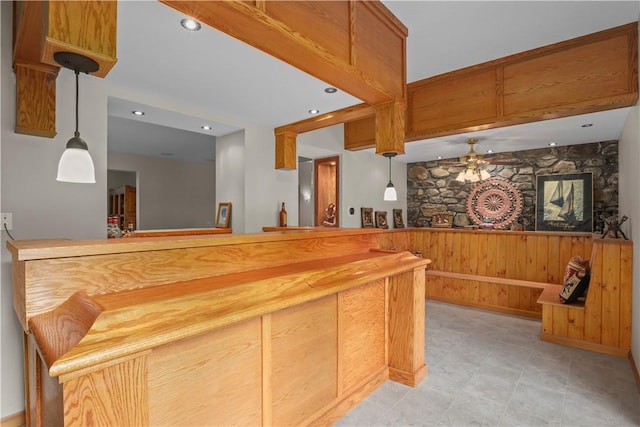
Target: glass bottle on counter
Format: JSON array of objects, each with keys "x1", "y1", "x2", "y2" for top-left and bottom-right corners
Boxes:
[{"x1": 279, "y1": 202, "x2": 287, "y2": 227}]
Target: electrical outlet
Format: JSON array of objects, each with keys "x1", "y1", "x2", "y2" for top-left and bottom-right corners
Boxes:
[{"x1": 2, "y1": 213, "x2": 13, "y2": 231}]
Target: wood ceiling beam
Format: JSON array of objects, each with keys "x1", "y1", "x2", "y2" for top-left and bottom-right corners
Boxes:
[
  {"x1": 161, "y1": 1, "x2": 406, "y2": 105},
  {"x1": 274, "y1": 104, "x2": 376, "y2": 169},
  {"x1": 345, "y1": 22, "x2": 639, "y2": 151},
  {"x1": 161, "y1": 0, "x2": 408, "y2": 169}
]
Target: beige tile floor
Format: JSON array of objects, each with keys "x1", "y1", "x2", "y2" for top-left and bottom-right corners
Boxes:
[{"x1": 336, "y1": 301, "x2": 640, "y2": 427}]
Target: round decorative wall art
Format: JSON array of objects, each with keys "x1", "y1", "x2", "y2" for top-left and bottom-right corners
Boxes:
[{"x1": 466, "y1": 178, "x2": 523, "y2": 228}]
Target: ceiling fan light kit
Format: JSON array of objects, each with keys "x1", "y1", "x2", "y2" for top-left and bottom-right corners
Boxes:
[{"x1": 455, "y1": 137, "x2": 492, "y2": 183}]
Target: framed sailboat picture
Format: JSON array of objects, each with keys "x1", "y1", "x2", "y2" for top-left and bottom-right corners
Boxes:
[{"x1": 535, "y1": 172, "x2": 593, "y2": 232}]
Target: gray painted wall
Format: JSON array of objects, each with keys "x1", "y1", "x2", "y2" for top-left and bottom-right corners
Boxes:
[
  {"x1": 1, "y1": 1, "x2": 108, "y2": 414},
  {"x1": 108, "y1": 152, "x2": 215, "y2": 230}
]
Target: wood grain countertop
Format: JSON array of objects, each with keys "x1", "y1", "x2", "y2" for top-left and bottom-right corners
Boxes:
[{"x1": 7, "y1": 228, "x2": 384, "y2": 261}]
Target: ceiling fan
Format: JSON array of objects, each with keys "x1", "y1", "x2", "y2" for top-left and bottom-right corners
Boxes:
[{"x1": 452, "y1": 137, "x2": 523, "y2": 182}]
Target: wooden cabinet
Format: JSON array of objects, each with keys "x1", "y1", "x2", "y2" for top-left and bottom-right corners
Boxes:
[
  {"x1": 108, "y1": 185, "x2": 136, "y2": 230},
  {"x1": 8, "y1": 230, "x2": 428, "y2": 426}
]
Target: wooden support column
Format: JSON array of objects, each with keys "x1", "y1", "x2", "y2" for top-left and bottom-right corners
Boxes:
[
  {"x1": 387, "y1": 267, "x2": 426, "y2": 386},
  {"x1": 275, "y1": 130, "x2": 297, "y2": 170},
  {"x1": 14, "y1": 62, "x2": 59, "y2": 137},
  {"x1": 375, "y1": 100, "x2": 406, "y2": 155},
  {"x1": 12, "y1": 1, "x2": 118, "y2": 138}
]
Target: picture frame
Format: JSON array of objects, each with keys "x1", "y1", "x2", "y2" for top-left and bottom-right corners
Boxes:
[
  {"x1": 215, "y1": 202, "x2": 232, "y2": 228},
  {"x1": 535, "y1": 172, "x2": 592, "y2": 232},
  {"x1": 361, "y1": 207, "x2": 374, "y2": 228},
  {"x1": 375, "y1": 211, "x2": 389, "y2": 229},
  {"x1": 393, "y1": 208, "x2": 404, "y2": 228}
]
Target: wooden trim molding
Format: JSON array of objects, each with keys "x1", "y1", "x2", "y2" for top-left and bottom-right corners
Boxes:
[{"x1": 0, "y1": 411, "x2": 26, "y2": 427}]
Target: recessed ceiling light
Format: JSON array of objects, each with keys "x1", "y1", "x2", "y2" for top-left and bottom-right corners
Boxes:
[
  {"x1": 181, "y1": 18, "x2": 201, "y2": 31},
  {"x1": 487, "y1": 150, "x2": 494, "y2": 154},
  {"x1": 437, "y1": 156, "x2": 443, "y2": 160},
  {"x1": 324, "y1": 87, "x2": 338, "y2": 94},
  {"x1": 201, "y1": 125, "x2": 212, "y2": 131},
  {"x1": 549, "y1": 142, "x2": 558, "y2": 146},
  {"x1": 132, "y1": 110, "x2": 145, "y2": 116},
  {"x1": 581, "y1": 123, "x2": 593, "y2": 128},
  {"x1": 309, "y1": 109, "x2": 320, "y2": 115}
]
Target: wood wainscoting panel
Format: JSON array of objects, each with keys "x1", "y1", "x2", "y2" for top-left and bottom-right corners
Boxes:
[
  {"x1": 148, "y1": 318, "x2": 262, "y2": 426},
  {"x1": 341, "y1": 280, "x2": 386, "y2": 391},
  {"x1": 271, "y1": 296, "x2": 338, "y2": 426},
  {"x1": 619, "y1": 244, "x2": 633, "y2": 350},
  {"x1": 584, "y1": 242, "x2": 604, "y2": 344},
  {"x1": 62, "y1": 356, "x2": 148, "y2": 426}
]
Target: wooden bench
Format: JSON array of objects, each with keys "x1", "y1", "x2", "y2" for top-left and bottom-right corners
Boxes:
[
  {"x1": 536, "y1": 240, "x2": 632, "y2": 357},
  {"x1": 379, "y1": 229, "x2": 632, "y2": 357},
  {"x1": 425, "y1": 270, "x2": 552, "y2": 319}
]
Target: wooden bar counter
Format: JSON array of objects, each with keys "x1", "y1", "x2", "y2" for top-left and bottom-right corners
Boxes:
[{"x1": 9, "y1": 229, "x2": 429, "y2": 426}]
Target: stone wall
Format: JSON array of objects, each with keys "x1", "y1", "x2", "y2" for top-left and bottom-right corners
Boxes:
[{"x1": 407, "y1": 141, "x2": 618, "y2": 231}]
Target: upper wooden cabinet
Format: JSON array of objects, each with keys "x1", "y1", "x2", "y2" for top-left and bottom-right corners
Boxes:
[{"x1": 405, "y1": 22, "x2": 638, "y2": 142}]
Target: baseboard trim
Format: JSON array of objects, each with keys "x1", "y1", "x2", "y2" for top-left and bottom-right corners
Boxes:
[
  {"x1": 1, "y1": 410, "x2": 25, "y2": 427},
  {"x1": 540, "y1": 332, "x2": 629, "y2": 357},
  {"x1": 629, "y1": 351, "x2": 640, "y2": 393},
  {"x1": 426, "y1": 296, "x2": 542, "y2": 320}
]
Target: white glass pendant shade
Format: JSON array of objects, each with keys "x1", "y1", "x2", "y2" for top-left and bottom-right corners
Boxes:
[
  {"x1": 57, "y1": 134, "x2": 96, "y2": 183},
  {"x1": 384, "y1": 182, "x2": 397, "y2": 201},
  {"x1": 480, "y1": 169, "x2": 491, "y2": 180},
  {"x1": 383, "y1": 152, "x2": 398, "y2": 201}
]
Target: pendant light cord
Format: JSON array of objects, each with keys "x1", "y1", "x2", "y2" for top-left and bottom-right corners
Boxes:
[{"x1": 74, "y1": 70, "x2": 80, "y2": 135}]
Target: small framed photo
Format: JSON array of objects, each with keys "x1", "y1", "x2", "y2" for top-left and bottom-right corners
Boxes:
[
  {"x1": 535, "y1": 172, "x2": 592, "y2": 232},
  {"x1": 375, "y1": 211, "x2": 389, "y2": 229},
  {"x1": 393, "y1": 209, "x2": 404, "y2": 228},
  {"x1": 215, "y1": 202, "x2": 232, "y2": 228},
  {"x1": 361, "y1": 207, "x2": 374, "y2": 228}
]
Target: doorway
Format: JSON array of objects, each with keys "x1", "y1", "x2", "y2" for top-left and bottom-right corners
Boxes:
[
  {"x1": 298, "y1": 157, "x2": 314, "y2": 226},
  {"x1": 314, "y1": 156, "x2": 339, "y2": 227}
]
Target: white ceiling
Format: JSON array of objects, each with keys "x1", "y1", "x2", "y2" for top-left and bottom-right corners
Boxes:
[{"x1": 105, "y1": 1, "x2": 639, "y2": 164}]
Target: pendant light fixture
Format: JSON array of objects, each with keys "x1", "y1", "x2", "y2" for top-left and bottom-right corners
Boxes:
[
  {"x1": 383, "y1": 152, "x2": 398, "y2": 201},
  {"x1": 54, "y1": 52, "x2": 99, "y2": 183}
]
